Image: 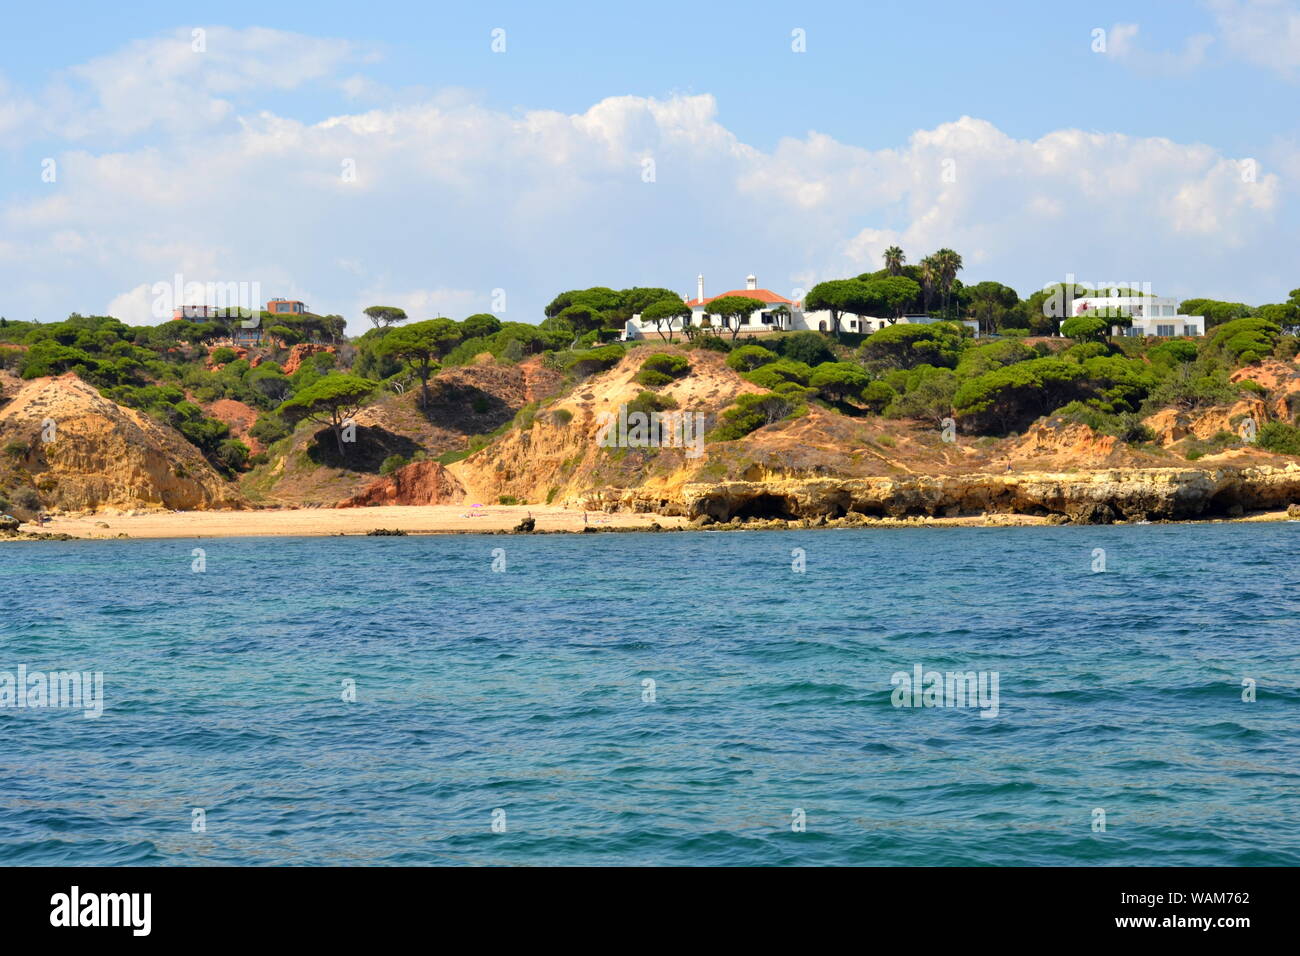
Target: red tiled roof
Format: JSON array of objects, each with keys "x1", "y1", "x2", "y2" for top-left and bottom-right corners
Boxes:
[{"x1": 685, "y1": 288, "x2": 793, "y2": 308}]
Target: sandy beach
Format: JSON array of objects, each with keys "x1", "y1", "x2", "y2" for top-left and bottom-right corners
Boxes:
[
  {"x1": 26, "y1": 505, "x2": 689, "y2": 540},
  {"x1": 12, "y1": 504, "x2": 1295, "y2": 541}
]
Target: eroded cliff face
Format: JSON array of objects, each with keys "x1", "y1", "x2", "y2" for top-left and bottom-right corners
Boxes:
[
  {"x1": 588, "y1": 466, "x2": 1300, "y2": 524},
  {"x1": 446, "y1": 349, "x2": 1300, "y2": 524},
  {"x1": 338, "y1": 460, "x2": 465, "y2": 507},
  {"x1": 0, "y1": 375, "x2": 244, "y2": 512}
]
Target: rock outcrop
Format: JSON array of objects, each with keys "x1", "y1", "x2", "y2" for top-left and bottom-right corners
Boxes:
[
  {"x1": 0, "y1": 375, "x2": 244, "y2": 512},
  {"x1": 590, "y1": 465, "x2": 1300, "y2": 524},
  {"x1": 281, "y1": 343, "x2": 337, "y2": 376},
  {"x1": 338, "y1": 460, "x2": 465, "y2": 507}
]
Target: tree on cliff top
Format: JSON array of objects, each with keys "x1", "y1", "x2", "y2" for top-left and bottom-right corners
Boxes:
[
  {"x1": 377, "y1": 318, "x2": 460, "y2": 408},
  {"x1": 363, "y1": 306, "x2": 409, "y2": 330},
  {"x1": 278, "y1": 374, "x2": 377, "y2": 455}
]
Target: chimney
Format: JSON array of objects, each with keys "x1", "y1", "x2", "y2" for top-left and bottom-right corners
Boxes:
[
  {"x1": 697, "y1": 274, "x2": 704, "y2": 303},
  {"x1": 746, "y1": 274, "x2": 757, "y2": 291}
]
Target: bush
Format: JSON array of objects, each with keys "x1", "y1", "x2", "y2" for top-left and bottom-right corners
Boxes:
[
  {"x1": 552, "y1": 408, "x2": 573, "y2": 426},
  {"x1": 565, "y1": 345, "x2": 624, "y2": 378},
  {"x1": 744, "y1": 359, "x2": 813, "y2": 389},
  {"x1": 685, "y1": 332, "x2": 731, "y2": 353},
  {"x1": 215, "y1": 439, "x2": 250, "y2": 472},
  {"x1": 725, "y1": 345, "x2": 779, "y2": 372},
  {"x1": 626, "y1": 390, "x2": 678, "y2": 417},
  {"x1": 808, "y1": 361, "x2": 871, "y2": 403},
  {"x1": 860, "y1": 380, "x2": 897, "y2": 413},
  {"x1": 1053, "y1": 401, "x2": 1155, "y2": 443},
  {"x1": 380, "y1": 454, "x2": 409, "y2": 476},
  {"x1": 250, "y1": 414, "x2": 293, "y2": 447},
  {"x1": 634, "y1": 352, "x2": 690, "y2": 387},
  {"x1": 1257, "y1": 421, "x2": 1300, "y2": 455},
  {"x1": 709, "y1": 392, "x2": 800, "y2": 441},
  {"x1": 634, "y1": 369, "x2": 674, "y2": 388},
  {"x1": 774, "y1": 331, "x2": 835, "y2": 366},
  {"x1": 1208, "y1": 317, "x2": 1281, "y2": 365},
  {"x1": 210, "y1": 347, "x2": 237, "y2": 365}
]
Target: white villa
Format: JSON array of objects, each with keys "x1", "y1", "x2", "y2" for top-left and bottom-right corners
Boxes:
[
  {"x1": 622, "y1": 273, "x2": 978, "y2": 340},
  {"x1": 1065, "y1": 295, "x2": 1205, "y2": 337}
]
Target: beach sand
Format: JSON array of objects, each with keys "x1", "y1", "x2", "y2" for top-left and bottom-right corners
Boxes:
[
  {"x1": 13, "y1": 504, "x2": 1297, "y2": 541},
  {"x1": 32, "y1": 505, "x2": 689, "y2": 540}
]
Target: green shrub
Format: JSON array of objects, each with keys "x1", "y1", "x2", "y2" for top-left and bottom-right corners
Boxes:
[
  {"x1": 725, "y1": 345, "x2": 778, "y2": 372},
  {"x1": 249, "y1": 414, "x2": 293, "y2": 446},
  {"x1": 709, "y1": 392, "x2": 800, "y2": 441},
  {"x1": 380, "y1": 454, "x2": 409, "y2": 476},
  {"x1": 773, "y1": 331, "x2": 835, "y2": 366},
  {"x1": 566, "y1": 345, "x2": 624, "y2": 378},
  {"x1": 626, "y1": 390, "x2": 679, "y2": 417},
  {"x1": 861, "y1": 380, "x2": 897, "y2": 413},
  {"x1": 808, "y1": 361, "x2": 871, "y2": 403},
  {"x1": 210, "y1": 347, "x2": 237, "y2": 365},
  {"x1": 744, "y1": 358, "x2": 813, "y2": 389},
  {"x1": 1257, "y1": 421, "x2": 1300, "y2": 455},
  {"x1": 685, "y1": 332, "x2": 730, "y2": 353},
  {"x1": 1208, "y1": 317, "x2": 1281, "y2": 365},
  {"x1": 634, "y1": 369, "x2": 674, "y2": 388},
  {"x1": 552, "y1": 408, "x2": 573, "y2": 426},
  {"x1": 634, "y1": 352, "x2": 690, "y2": 387},
  {"x1": 215, "y1": 439, "x2": 250, "y2": 472},
  {"x1": 1053, "y1": 401, "x2": 1155, "y2": 443}
]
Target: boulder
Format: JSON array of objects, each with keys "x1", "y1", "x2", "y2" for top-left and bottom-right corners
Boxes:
[
  {"x1": 513, "y1": 516, "x2": 536, "y2": 533},
  {"x1": 1069, "y1": 502, "x2": 1116, "y2": 525}
]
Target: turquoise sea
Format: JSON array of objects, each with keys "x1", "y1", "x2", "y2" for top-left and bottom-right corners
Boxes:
[{"x1": 1, "y1": 524, "x2": 1298, "y2": 866}]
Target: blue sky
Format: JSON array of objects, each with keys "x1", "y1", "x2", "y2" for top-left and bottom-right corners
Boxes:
[{"x1": 1, "y1": 0, "x2": 1297, "y2": 330}]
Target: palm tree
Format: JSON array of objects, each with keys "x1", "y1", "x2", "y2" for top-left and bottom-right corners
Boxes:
[
  {"x1": 770, "y1": 303, "x2": 792, "y2": 330},
  {"x1": 932, "y1": 248, "x2": 964, "y2": 319},
  {"x1": 883, "y1": 246, "x2": 905, "y2": 276},
  {"x1": 919, "y1": 256, "x2": 938, "y2": 313}
]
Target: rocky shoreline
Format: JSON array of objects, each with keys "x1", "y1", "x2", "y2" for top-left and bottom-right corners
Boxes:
[{"x1": 587, "y1": 464, "x2": 1300, "y2": 526}]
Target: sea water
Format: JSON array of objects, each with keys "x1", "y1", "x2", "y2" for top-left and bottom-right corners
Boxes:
[{"x1": 1, "y1": 524, "x2": 1297, "y2": 865}]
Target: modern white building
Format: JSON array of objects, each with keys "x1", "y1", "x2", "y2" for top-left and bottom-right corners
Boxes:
[
  {"x1": 623, "y1": 274, "x2": 978, "y2": 340},
  {"x1": 1065, "y1": 295, "x2": 1205, "y2": 337}
]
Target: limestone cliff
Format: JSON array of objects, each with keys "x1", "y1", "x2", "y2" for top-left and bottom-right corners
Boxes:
[
  {"x1": 593, "y1": 465, "x2": 1300, "y2": 524},
  {"x1": 0, "y1": 374, "x2": 244, "y2": 513}
]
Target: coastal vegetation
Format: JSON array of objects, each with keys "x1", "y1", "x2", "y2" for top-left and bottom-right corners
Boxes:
[{"x1": 3, "y1": 258, "x2": 1300, "y2": 518}]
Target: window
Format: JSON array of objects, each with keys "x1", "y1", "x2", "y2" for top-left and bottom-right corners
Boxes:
[
  {"x1": 1156, "y1": 324, "x2": 1175, "y2": 336},
  {"x1": 1184, "y1": 325, "x2": 1198, "y2": 336},
  {"x1": 761, "y1": 312, "x2": 772, "y2": 325}
]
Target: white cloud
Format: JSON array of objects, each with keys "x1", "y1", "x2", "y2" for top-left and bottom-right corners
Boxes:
[
  {"x1": 1102, "y1": 21, "x2": 1215, "y2": 73},
  {"x1": 1208, "y1": 0, "x2": 1300, "y2": 78},
  {"x1": 5, "y1": 27, "x2": 358, "y2": 144},
  {"x1": 1, "y1": 29, "x2": 1296, "y2": 331}
]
